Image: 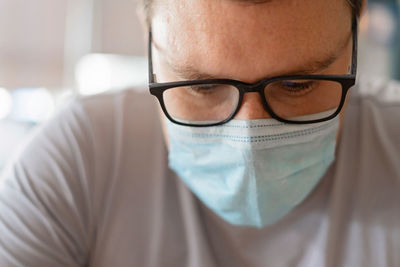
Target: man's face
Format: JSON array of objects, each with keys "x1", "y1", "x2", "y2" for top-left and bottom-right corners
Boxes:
[{"x1": 150, "y1": 0, "x2": 353, "y2": 133}]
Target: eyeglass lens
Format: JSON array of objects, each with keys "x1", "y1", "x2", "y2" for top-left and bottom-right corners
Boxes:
[{"x1": 162, "y1": 79, "x2": 343, "y2": 125}]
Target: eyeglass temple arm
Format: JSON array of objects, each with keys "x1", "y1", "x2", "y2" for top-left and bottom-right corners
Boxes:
[
  {"x1": 148, "y1": 30, "x2": 156, "y2": 83},
  {"x1": 350, "y1": 17, "x2": 358, "y2": 76}
]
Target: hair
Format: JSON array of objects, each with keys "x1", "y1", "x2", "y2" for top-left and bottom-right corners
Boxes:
[
  {"x1": 140, "y1": 0, "x2": 363, "y2": 26},
  {"x1": 346, "y1": 0, "x2": 363, "y2": 19}
]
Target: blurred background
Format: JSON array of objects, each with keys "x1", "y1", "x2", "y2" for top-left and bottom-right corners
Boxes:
[{"x1": 0, "y1": 0, "x2": 399, "y2": 171}]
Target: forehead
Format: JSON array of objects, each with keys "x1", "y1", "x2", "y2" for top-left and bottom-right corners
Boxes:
[{"x1": 151, "y1": 0, "x2": 352, "y2": 81}]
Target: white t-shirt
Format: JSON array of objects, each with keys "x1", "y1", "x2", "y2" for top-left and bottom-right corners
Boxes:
[{"x1": 1, "y1": 78, "x2": 400, "y2": 267}]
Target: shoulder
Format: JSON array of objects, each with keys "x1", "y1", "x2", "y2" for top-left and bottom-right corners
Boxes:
[
  {"x1": 0, "y1": 87, "x2": 166, "y2": 266},
  {"x1": 77, "y1": 87, "x2": 157, "y2": 127},
  {"x1": 67, "y1": 87, "x2": 159, "y2": 147},
  {"x1": 63, "y1": 87, "x2": 163, "y2": 178},
  {"x1": 342, "y1": 76, "x2": 400, "y2": 178},
  {"x1": 5, "y1": 86, "x2": 160, "y2": 188},
  {"x1": 350, "y1": 76, "x2": 400, "y2": 109},
  {"x1": 332, "y1": 77, "x2": 400, "y2": 226},
  {"x1": 348, "y1": 77, "x2": 400, "y2": 138}
]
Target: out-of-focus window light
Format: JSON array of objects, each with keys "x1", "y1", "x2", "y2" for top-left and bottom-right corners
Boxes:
[
  {"x1": 368, "y1": 3, "x2": 397, "y2": 46},
  {"x1": 75, "y1": 53, "x2": 147, "y2": 95},
  {"x1": 0, "y1": 88, "x2": 12, "y2": 120},
  {"x1": 9, "y1": 88, "x2": 55, "y2": 123},
  {"x1": 75, "y1": 54, "x2": 112, "y2": 96},
  {"x1": 358, "y1": 2, "x2": 399, "y2": 80}
]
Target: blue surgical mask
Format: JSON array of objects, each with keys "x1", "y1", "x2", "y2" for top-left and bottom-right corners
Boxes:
[{"x1": 166, "y1": 116, "x2": 339, "y2": 228}]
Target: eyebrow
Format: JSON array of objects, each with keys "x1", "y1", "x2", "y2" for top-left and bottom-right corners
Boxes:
[{"x1": 157, "y1": 32, "x2": 352, "y2": 81}]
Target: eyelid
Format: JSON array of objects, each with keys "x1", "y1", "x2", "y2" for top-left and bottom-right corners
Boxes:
[{"x1": 190, "y1": 84, "x2": 219, "y2": 90}]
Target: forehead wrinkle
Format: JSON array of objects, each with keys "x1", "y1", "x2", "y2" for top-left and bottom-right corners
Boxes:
[
  {"x1": 289, "y1": 29, "x2": 353, "y2": 75},
  {"x1": 157, "y1": 29, "x2": 352, "y2": 82},
  {"x1": 151, "y1": 38, "x2": 213, "y2": 80},
  {"x1": 230, "y1": 0, "x2": 275, "y2": 6},
  {"x1": 152, "y1": 0, "x2": 353, "y2": 82}
]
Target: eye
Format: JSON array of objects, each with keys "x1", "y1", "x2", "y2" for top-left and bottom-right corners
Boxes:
[
  {"x1": 279, "y1": 80, "x2": 316, "y2": 95},
  {"x1": 190, "y1": 84, "x2": 217, "y2": 91},
  {"x1": 186, "y1": 84, "x2": 221, "y2": 96}
]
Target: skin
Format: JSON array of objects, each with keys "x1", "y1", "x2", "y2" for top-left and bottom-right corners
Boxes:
[{"x1": 148, "y1": 0, "x2": 356, "y2": 146}]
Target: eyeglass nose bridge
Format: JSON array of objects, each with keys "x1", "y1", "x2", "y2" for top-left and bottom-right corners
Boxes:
[
  {"x1": 235, "y1": 81, "x2": 277, "y2": 119},
  {"x1": 240, "y1": 81, "x2": 266, "y2": 98},
  {"x1": 237, "y1": 81, "x2": 266, "y2": 94}
]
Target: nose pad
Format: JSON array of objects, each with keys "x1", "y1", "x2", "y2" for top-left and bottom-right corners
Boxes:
[{"x1": 234, "y1": 92, "x2": 271, "y2": 120}]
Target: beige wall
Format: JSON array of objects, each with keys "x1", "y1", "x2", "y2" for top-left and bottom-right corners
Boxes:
[
  {"x1": 0, "y1": 0, "x2": 68, "y2": 88},
  {"x1": 0, "y1": 0, "x2": 145, "y2": 89},
  {"x1": 100, "y1": 0, "x2": 145, "y2": 55}
]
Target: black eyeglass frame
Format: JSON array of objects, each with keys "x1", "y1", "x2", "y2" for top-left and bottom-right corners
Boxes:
[{"x1": 148, "y1": 18, "x2": 358, "y2": 127}]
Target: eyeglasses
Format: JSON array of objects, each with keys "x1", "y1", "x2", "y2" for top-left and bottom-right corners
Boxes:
[{"x1": 148, "y1": 18, "x2": 358, "y2": 127}]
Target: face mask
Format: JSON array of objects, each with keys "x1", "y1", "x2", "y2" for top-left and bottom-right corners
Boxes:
[{"x1": 166, "y1": 115, "x2": 339, "y2": 228}]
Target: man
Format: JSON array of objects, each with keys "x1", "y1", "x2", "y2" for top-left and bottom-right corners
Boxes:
[{"x1": 0, "y1": 0, "x2": 399, "y2": 266}]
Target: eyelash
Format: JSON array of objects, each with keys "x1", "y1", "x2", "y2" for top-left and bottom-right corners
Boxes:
[
  {"x1": 184, "y1": 81, "x2": 316, "y2": 97},
  {"x1": 279, "y1": 81, "x2": 315, "y2": 94},
  {"x1": 187, "y1": 85, "x2": 218, "y2": 94}
]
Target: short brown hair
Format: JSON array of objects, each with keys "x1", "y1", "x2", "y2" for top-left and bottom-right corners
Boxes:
[{"x1": 140, "y1": 0, "x2": 363, "y2": 25}]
